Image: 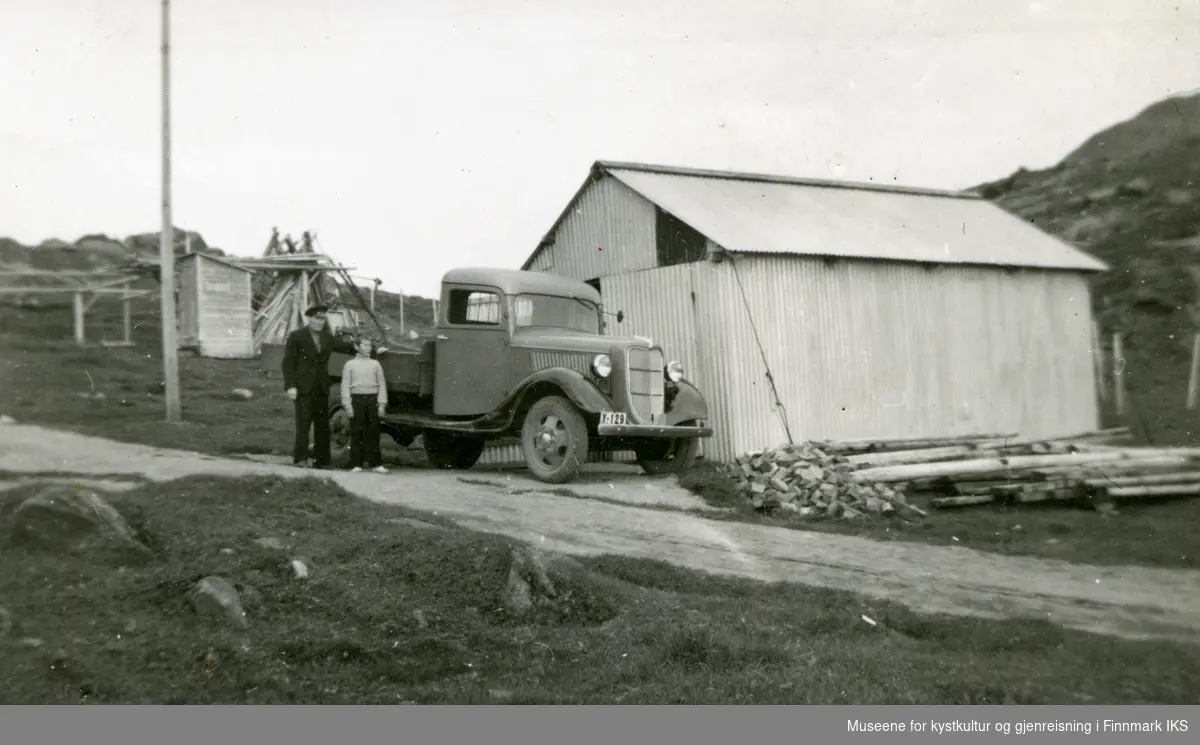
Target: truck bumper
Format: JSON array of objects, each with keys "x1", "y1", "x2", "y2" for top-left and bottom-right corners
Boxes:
[{"x1": 597, "y1": 423, "x2": 713, "y2": 439}]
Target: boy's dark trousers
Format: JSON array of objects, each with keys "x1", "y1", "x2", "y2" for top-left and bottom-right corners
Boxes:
[{"x1": 349, "y1": 393, "x2": 383, "y2": 468}]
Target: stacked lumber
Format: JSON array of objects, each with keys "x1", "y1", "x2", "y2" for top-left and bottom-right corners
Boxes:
[
  {"x1": 834, "y1": 427, "x2": 1200, "y2": 510},
  {"x1": 727, "y1": 443, "x2": 927, "y2": 520},
  {"x1": 239, "y1": 230, "x2": 390, "y2": 350},
  {"x1": 727, "y1": 428, "x2": 1200, "y2": 516}
]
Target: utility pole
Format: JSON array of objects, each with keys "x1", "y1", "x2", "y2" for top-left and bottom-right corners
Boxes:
[{"x1": 159, "y1": 0, "x2": 182, "y2": 421}]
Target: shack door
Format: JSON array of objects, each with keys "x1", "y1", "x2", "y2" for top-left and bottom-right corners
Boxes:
[{"x1": 433, "y1": 286, "x2": 509, "y2": 416}]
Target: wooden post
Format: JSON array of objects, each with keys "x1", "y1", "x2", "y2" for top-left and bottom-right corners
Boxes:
[
  {"x1": 1113, "y1": 332, "x2": 1126, "y2": 416},
  {"x1": 1188, "y1": 332, "x2": 1200, "y2": 410},
  {"x1": 368, "y1": 281, "x2": 376, "y2": 313},
  {"x1": 1091, "y1": 320, "x2": 1107, "y2": 401},
  {"x1": 431, "y1": 298, "x2": 438, "y2": 325},
  {"x1": 300, "y1": 270, "x2": 309, "y2": 312},
  {"x1": 158, "y1": 0, "x2": 181, "y2": 421},
  {"x1": 122, "y1": 281, "x2": 133, "y2": 344},
  {"x1": 398, "y1": 290, "x2": 405, "y2": 335},
  {"x1": 73, "y1": 292, "x2": 86, "y2": 345}
]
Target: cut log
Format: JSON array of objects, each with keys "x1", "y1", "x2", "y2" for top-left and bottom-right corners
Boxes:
[
  {"x1": 845, "y1": 445, "x2": 983, "y2": 467},
  {"x1": 819, "y1": 433, "x2": 1018, "y2": 454},
  {"x1": 1030, "y1": 456, "x2": 1195, "y2": 477}
]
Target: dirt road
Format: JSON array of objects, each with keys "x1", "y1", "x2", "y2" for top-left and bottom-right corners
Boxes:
[{"x1": 3, "y1": 423, "x2": 1199, "y2": 644}]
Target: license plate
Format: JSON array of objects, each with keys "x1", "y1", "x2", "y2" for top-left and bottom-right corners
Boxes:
[{"x1": 600, "y1": 411, "x2": 627, "y2": 426}]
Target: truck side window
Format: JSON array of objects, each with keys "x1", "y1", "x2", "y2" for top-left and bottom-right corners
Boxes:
[
  {"x1": 513, "y1": 296, "x2": 534, "y2": 327},
  {"x1": 447, "y1": 289, "x2": 501, "y2": 326}
]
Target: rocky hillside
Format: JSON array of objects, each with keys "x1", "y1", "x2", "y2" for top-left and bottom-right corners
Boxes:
[
  {"x1": 0, "y1": 228, "x2": 224, "y2": 277},
  {"x1": 974, "y1": 91, "x2": 1200, "y2": 444},
  {"x1": 0, "y1": 228, "x2": 435, "y2": 335}
]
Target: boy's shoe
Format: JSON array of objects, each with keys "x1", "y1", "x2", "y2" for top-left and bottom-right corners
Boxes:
[
  {"x1": 350, "y1": 467, "x2": 363, "y2": 473},
  {"x1": 372, "y1": 466, "x2": 388, "y2": 474}
]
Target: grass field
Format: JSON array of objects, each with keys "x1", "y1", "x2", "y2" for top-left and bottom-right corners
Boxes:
[{"x1": 2, "y1": 473, "x2": 1198, "y2": 704}]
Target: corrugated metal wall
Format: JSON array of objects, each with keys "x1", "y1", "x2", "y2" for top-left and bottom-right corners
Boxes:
[
  {"x1": 596, "y1": 264, "x2": 721, "y2": 459},
  {"x1": 698, "y1": 254, "x2": 1099, "y2": 458},
  {"x1": 527, "y1": 175, "x2": 659, "y2": 279}
]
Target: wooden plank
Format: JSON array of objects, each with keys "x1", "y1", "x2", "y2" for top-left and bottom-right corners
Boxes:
[
  {"x1": 852, "y1": 449, "x2": 1200, "y2": 483},
  {"x1": 1092, "y1": 319, "x2": 1108, "y2": 402},
  {"x1": 1083, "y1": 470, "x2": 1200, "y2": 488},
  {"x1": 932, "y1": 494, "x2": 996, "y2": 508},
  {"x1": 1189, "y1": 331, "x2": 1200, "y2": 410},
  {"x1": 1114, "y1": 332, "x2": 1126, "y2": 415},
  {"x1": 1109, "y1": 483, "x2": 1200, "y2": 499},
  {"x1": 73, "y1": 292, "x2": 85, "y2": 345}
]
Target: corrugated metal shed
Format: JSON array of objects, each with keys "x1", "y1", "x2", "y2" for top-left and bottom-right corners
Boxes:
[{"x1": 519, "y1": 160, "x2": 1108, "y2": 463}]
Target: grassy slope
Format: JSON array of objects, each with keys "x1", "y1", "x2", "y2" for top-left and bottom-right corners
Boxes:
[
  {"x1": 2, "y1": 474, "x2": 1197, "y2": 704},
  {"x1": 0, "y1": 295, "x2": 427, "y2": 467},
  {"x1": 974, "y1": 92, "x2": 1200, "y2": 446}
]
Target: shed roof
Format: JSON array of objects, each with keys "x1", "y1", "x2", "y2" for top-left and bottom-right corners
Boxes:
[
  {"x1": 442, "y1": 267, "x2": 602, "y2": 303},
  {"x1": 179, "y1": 251, "x2": 256, "y2": 274},
  {"x1": 524, "y1": 161, "x2": 1108, "y2": 273}
]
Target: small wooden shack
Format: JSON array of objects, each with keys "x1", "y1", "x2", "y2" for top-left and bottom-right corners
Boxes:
[{"x1": 178, "y1": 252, "x2": 256, "y2": 359}]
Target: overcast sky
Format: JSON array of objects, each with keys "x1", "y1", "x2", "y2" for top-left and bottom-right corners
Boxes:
[{"x1": 3, "y1": 0, "x2": 1198, "y2": 297}]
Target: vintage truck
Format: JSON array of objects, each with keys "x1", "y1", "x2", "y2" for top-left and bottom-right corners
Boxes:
[{"x1": 263, "y1": 267, "x2": 713, "y2": 483}]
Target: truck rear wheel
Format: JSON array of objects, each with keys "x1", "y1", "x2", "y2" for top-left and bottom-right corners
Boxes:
[
  {"x1": 329, "y1": 406, "x2": 352, "y2": 452},
  {"x1": 520, "y1": 395, "x2": 588, "y2": 484},
  {"x1": 634, "y1": 420, "x2": 700, "y2": 476},
  {"x1": 422, "y1": 430, "x2": 484, "y2": 471}
]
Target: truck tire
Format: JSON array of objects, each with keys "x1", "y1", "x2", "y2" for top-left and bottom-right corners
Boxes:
[
  {"x1": 634, "y1": 420, "x2": 700, "y2": 476},
  {"x1": 422, "y1": 430, "x2": 485, "y2": 471},
  {"x1": 520, "y1": 395, "x2": 588, "y2": 484},
  {"x1": 329, "y1": 406, "x2": 352, "y2": 452}
]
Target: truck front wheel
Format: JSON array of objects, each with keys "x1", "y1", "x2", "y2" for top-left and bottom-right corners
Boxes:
[
  {"x1": 422, "y1": 430, "x2": 485, "y2": 471},
  {"x1": 520, "y1": 395, "x2": 588, "y2": 484},
  {"x1": 634, "y1": 419, "x2": 700, "y2": 476}
]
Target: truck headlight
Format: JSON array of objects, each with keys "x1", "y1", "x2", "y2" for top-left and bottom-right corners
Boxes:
[
  {"x1": 665, "y1": 360, "x2": 684, "y2": 382},
  {"x1": 593, "y1": 354, "x2": 613, "y2": 378}
]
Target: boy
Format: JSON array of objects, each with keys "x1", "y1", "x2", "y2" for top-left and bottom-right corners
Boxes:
[{"x1": 340, "y1": 336, "x2": 389, "y2": 473}]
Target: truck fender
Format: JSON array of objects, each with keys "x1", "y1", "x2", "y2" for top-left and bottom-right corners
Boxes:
[
  {"x1": 665, "y1": 379, "x2": 709, "y2": 425},
  {"x1": 509, "y1": 368, "x2": 614, "y2": 418}
]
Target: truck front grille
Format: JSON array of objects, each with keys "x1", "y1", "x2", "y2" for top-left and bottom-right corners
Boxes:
[{"x1": 626, "y1": 347, "x2": 665, "y2": 423}]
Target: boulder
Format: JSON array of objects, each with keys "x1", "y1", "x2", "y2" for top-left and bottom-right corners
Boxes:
[
  {"x1": 502, "y1": 546, "x2": 558, "y2": 618},
  {"x1": 189, "y1": 576, "x2": 249, "y2": 629},
  {"x1": 10, "y1": 486, "x2": 151, "y2": 556}
]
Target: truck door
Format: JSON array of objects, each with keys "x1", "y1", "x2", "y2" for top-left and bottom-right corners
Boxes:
[{"x1": 433, "y1": 285, "x2": 510, "y2": 416}]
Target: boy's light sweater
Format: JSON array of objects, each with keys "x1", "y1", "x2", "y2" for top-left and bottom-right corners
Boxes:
[{"x1": 341, "y1": 356, "x2": 388, "y2": 409}]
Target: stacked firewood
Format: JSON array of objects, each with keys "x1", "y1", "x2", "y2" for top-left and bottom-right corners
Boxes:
[
  {"x1": 727, "y1": 427, "x2": 1200, "y2": 516},
  {"x1": 728, "y1": 443, "x2": 927, "y2": 520}
]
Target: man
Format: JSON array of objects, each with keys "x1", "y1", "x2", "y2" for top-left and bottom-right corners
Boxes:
[{"x1": 281, "y1": 305, "x2": 387, "y2": 468}]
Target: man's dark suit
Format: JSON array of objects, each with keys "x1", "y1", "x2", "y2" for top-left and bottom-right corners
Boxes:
[{"x1": 281, "y1": 326, "x2": 357, "y2": 467}]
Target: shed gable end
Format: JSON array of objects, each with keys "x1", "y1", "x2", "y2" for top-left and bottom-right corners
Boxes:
[{"x1": 527, "y1": 175, "x2": 659, "y2": 282}]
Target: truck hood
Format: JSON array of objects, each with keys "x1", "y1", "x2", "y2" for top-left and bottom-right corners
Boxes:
[{"x1": 511, "y1": 327, "x2": 660, "y2": 354}]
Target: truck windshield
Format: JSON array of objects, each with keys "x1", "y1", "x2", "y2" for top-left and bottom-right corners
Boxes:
[{"x1": 513, "y1": 294, "x2": 600, "y2": 334}]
